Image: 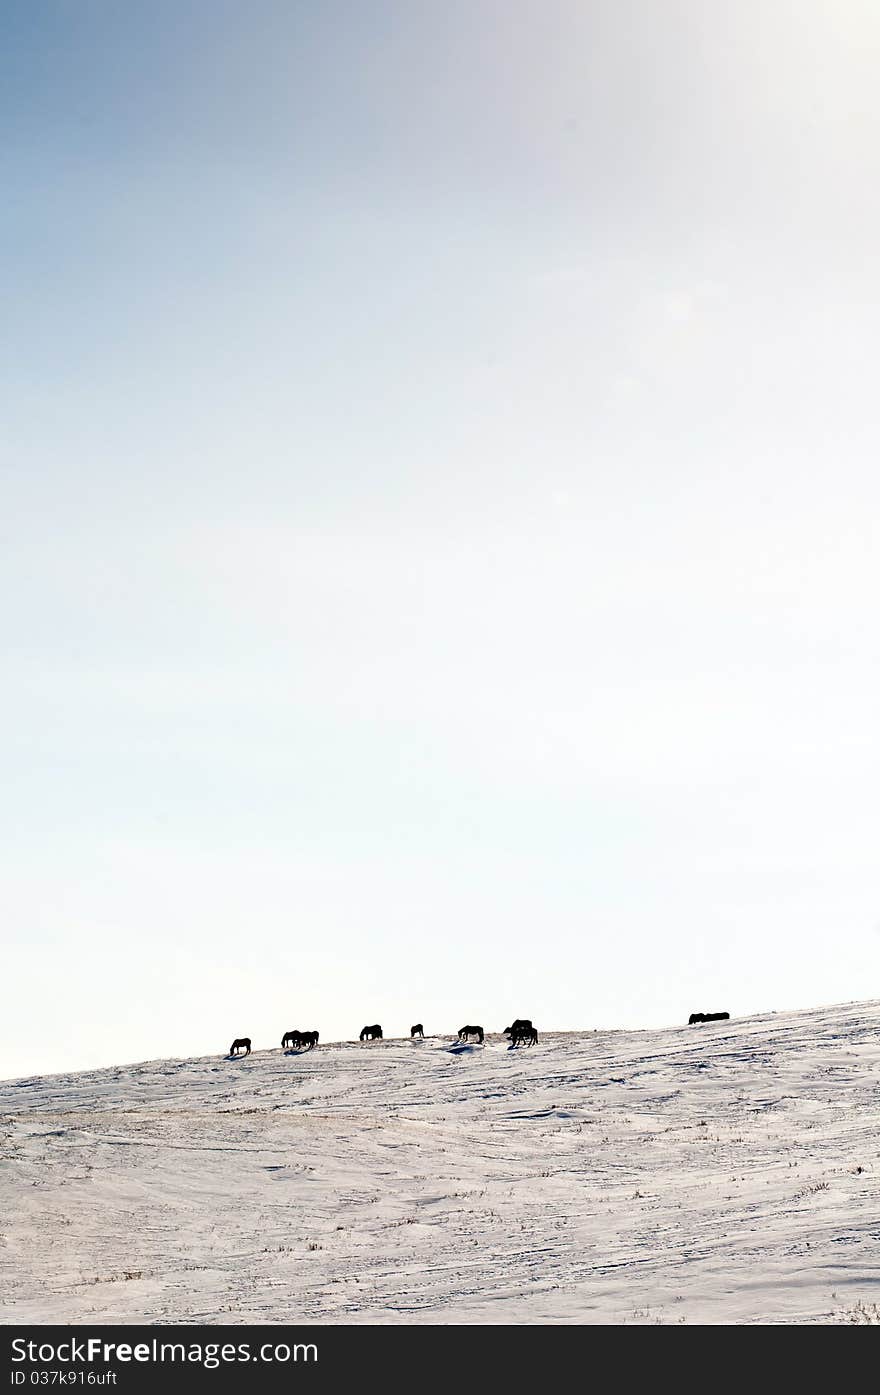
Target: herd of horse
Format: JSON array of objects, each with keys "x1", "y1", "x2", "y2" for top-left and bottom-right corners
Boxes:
[
  {"x1": 281, "y1": 1029, "x2": 319, "y2": 1050},
  {"x1": 228, "y1": 1010, "x2": 729, "y2": 1058}
]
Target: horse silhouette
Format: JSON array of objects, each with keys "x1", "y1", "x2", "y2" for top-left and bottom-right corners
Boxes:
[
  {"x1": 504, "y1": 1019, "x2": 533, "y2": 1037},
  {"x1": 229, "y1": 1038, "x2": 251, "y2": 1056},
  {"x1": 360, "y1": 1024, "x2": 383, "y2": 1041},
  {"x1": 458, "y1": 1025, "x2": 484, "y2": 1044},
  {"x1": 299, "y1": 1030, "x2": 319, "y2": 1049},
  {"x1": 410, "y1": 1023, "x2": 424, "y2": 1038},
  {"x1": 509, "y1": 1023, "x2": 538, "y2": 1046},
  {"x1": 281, "y1": 1030, "x2": 300, "y2": 1050},
  {"x1": 689, "y1": 1011, "x2": 730, "y2": 1025}
]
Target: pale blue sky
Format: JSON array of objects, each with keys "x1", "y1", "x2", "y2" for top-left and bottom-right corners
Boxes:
[{"x1": 3, "y1": 1, "x2": 879, "y2": 1077}]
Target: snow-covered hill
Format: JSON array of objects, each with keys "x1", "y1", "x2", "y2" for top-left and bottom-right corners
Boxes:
[{"x1": 3, "y1": 1001, "x2": 879, "y2": 1324}]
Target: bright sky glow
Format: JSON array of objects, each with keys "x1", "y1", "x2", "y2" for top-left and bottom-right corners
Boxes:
[{"x1": 3, "y1": 1, "x2": 879, "y2": 1077}]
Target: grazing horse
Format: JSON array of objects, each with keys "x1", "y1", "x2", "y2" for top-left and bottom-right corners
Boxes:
[
  {"x1": 281, "y1": 1030, "x2": 301, "y2": 1050},
  {"x1": 458, "y1": 1025, "x2": 484, "y2": 1044},
  {"x1": 689, "y1": 1011, "x2": 730, "y2": 1025},
  {"x1": 299, "y1": 1030, "x2": 319, "y2": 1049},
  {"x1": 509, "y1": 1023, "x2": 538, "y2": 1046},
  {"x1": 410, "y1": 1023, "x2": 424, "y2": 1038},
  {"x1": 504, "y1": 1019, "x2": 533, "y2": 1037},
  {"x1": 359, "y1": 1024, "x2": 383, "y2": 1041},
  {"x1": 229, "y1": 1038, "x2": 251, "y2": 1056}
]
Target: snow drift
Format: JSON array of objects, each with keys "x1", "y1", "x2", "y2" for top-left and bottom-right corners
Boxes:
[{"x1": 2, "y1": 1000, "x2": 879, "y2": 1324}]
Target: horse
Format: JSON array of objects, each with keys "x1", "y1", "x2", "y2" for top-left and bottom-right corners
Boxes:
[
  {"x1": 360, "y1": 1024, "x2": 383, "y2": 1041},
  {"x1": 504, "y1": 1019, "x2": 533, "y2": 1037},
  {"x1": 458, "y1": 1025, "x2": 484, "y2": 1044},
  {"x1": 299, "y1": 1030, "x2": 319, "y2": 1049},
  {"x1": 229, "y1": 1038, "x2": 251, "y2": 1056},
  {"x1": 281, "y1": 1030, "x2": 301, "y2": 1050},
  {"x1": 509, "y1": 1024, "x2": 538, "y2": 1046},
  {"x1": 410, "y1": 1023, "x2": 424, "y2": 1038}
]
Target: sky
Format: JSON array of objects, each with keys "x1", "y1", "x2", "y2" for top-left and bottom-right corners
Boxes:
[{"x1": 2, "y1": 1, "x2": 879, "y2": 1078}]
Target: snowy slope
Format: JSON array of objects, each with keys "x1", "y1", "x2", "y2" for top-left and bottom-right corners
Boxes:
[{"x1": 2, "y1": 1001, "x2": 880, "y2": 1325}]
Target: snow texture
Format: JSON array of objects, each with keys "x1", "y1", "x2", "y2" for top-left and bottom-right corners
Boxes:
[{"x1": 2, "y1": 1000, "x2": 879, "y2": 1324}]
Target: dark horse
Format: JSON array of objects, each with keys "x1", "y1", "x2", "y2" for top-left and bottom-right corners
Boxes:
[
  {"x1": 509, "y1": 1024, "x2": 538, "y2": 1046},
  {"x1": 410, "y1": 1023, "x2": 424, "y2": 1038},
  {"x1": 229, "y1": 1037, "x2": 251, "y2": 1056},
  {"x1": 281, "y1": 1030, "x2": 300, "y2": 1050},
  {"x1": 504, "y1": 1019, "x2": 533, "y2": 1037},
  {"x1": 299, "y1": 1030, "x2": 319, "y2": 1049},
  {"x1": 458, "y1": 1025, "x2": 484, "y2": 1044},
  {"x1": 360, "y1": 1024, "x2": 383, "y2": 1041},
  {"x1": 689, "y1": 1011, "x2": 730, "y2": 1025}
]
